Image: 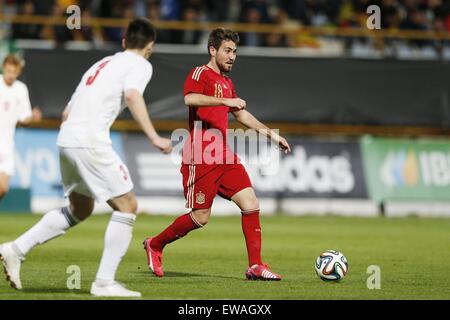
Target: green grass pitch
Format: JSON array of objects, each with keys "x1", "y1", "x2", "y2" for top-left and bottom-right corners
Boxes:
[{"x1": 0, "y1": 214, "x2": 449, "y2": 300}]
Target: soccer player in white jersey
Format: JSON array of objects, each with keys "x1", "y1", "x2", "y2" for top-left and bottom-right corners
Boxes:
[
  {"x1": 0, "y1": 18, "x2": 172, "y2": 297},
  {"x1": 0, "y1": 55, "x2": 42, "y2": 201}
]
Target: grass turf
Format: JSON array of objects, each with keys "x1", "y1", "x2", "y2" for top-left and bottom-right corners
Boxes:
[{"x1": 0, "y1": 214, "x2": 449, "y2": 300}]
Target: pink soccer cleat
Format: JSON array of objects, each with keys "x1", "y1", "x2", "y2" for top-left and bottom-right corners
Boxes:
[
  {"x1": 143, "y1": 238, "x2": 164, "y2": 277},
  {"x1": 245, "y1": 264, "x2": 282, "y2": 281}
]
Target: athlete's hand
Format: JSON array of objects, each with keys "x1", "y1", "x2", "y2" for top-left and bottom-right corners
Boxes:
[
  {"x1": 278, "y1": 136, "x2": 291, "y2": 154},
  {"x1": 152, "y1": 136, "x2": 173, "y2": 154},
  {"x1": 224, "y1": 98, "x2": 246, "y2": 110},
  {"x1": 31, "y1": 107, "x2": 42, "y2": 123}
]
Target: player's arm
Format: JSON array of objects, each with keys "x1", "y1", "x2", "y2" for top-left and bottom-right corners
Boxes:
[
  {"x1": 17, "y1": 85, "x2": 42, "y2": 126},
  {"x1": 184, "y1": 93, "x2": 246, "y2": 110},
  {"x1": 17, "y1": 107, "x2": 42, "y2": 126},
  {"x1": 62, "y1": 104, "x2": 71, "y2": 122},
  {"x1": 232, "y1": 109, "x2": 291, "y2": 154},
  {"x1": 125, "y1": 89, "x2": 172, "y2": 154}
]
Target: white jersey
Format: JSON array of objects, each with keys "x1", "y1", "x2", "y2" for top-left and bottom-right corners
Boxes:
[
  {"x1": 57, "y1": 50, "x2": 153, "y2": 148},
  {"x1": 0, "y1": 76, "x2": 32, "y2": 155}
]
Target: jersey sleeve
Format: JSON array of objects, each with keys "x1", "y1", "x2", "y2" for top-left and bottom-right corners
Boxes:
[
  {"x1": 124, "y1": 62, "x2": 153, "y2": 95},
  {"x1": 228, "y1": 79, "x2": 239, "y2": 112},
  {"x1": 17, "y1": 83, "x2": 32, "y2": 122},
  {"x1": 230, "y1": 80, "x2": 237, "y2": 98},
  {"x1": 183, "y1": 67, "x2": 207, "y2": 96}
]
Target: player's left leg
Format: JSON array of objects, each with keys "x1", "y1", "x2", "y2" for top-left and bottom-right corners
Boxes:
[
  {"x1": 231, "y1": 187, "x2": 281, "y2": 281},
  {"x1": 90, "y1": 191, "x2": 141, "y2": 297},
  {"x1": 220, "y1": 164, "x2": 281, "y2": 281},
  {"x1": 93, "y1": 191, "x2": 139, "y2": 287},
  {"x1": 230, "y1": 187, "x2": 262, "y2": 266},
  {"x1": 144, "y1": 208, "x2": 209, "y2": 277},
  {"x1": 0, "y1": 191, "x2": 93, "y2": 290},
  {"x1": 143, "y1": 164, "x2": 220, "y2": 277},
  {"x1": 0, "y1": 172, "x2": 9, "y2": 201}
]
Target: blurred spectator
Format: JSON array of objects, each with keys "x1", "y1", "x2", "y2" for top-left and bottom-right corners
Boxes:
[
  {"x1": 204, "y1": 0, "x2": 230, "y2": 22},
  {"x1": 160, "y1": 0, "x2": 180, "y2": 20},
  {"x1": 240, "y1": 0, "x2": 270, "y2": 24},
  {"x1": 276, "y1": 0, "x2": 307, "y2": 23},
  {"x1": 100, "y1": 0, "x2": 128, "y2": 43},
  {"x1": 240, "y1": 2, "x2": 269, "y2": 47},
  {"x1": 41, "y1": 2, "x2": 74, "y2": 44},
  {"x1": 179, "y1": 4, "x2": 203, "y2": 44},
  {"x1": 11, "y1": 0, "x2": 41, "y2": 39},
  {"x1": 401, "y1": 9, "x2": 430, "y2": 47},
  {"x1": 401, "y1": 9, "x2": 429, "y2": 30},
  {"x1": 33, "y1": 0, "x2": 55, "y2": 15},
  {"x1": 72, "y1": 6, "x2": 104, "y2": 42},
  {"x1": 133, "y1": 0, "x2": 147, "y2": 17},
  {"x1": 147, "y1": 0, "x2": 172, "y2": 43},
  {"x1": 4, "y1": 0, "x2": 450, "y2": 51},
  {"x1": 380, "y1": 0, "x2": 401, "y2": 29},
  {"x1": 266, "y1": 8, "x2": 296, "y2": 47}
]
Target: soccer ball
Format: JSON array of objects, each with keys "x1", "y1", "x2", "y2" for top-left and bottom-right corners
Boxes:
[{"x1": 315, "y1": 250, "x2": 348, "y2": 281}]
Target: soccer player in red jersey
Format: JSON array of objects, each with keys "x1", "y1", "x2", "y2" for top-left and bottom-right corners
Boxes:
[{"x1": 143, "y1": 28, "x2": 291, "y2": 280}]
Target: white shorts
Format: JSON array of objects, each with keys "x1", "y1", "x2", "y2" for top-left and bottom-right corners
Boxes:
[
  {"x1": 0, "y1": 152, "x2": 14, "y2": 176},
  {"x1": 59, "y1": 147, "x2": 134, "y2": 203}
]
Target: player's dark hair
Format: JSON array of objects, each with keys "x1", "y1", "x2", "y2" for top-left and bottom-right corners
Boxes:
[
  {"x1": 207, "y1": 28, "x2": 240, "y2": 55},
  {"x1": 125, "y1": 18, "x2": 157, "y2": 49}
]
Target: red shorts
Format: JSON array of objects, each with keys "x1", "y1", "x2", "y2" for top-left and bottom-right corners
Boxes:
[{"x1": 181, "y1": 163, "x2": 252, "y2": 209}]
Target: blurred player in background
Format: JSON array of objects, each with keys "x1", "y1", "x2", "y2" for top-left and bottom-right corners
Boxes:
[
  {"x1": 143, "y1": 28, "x2": 291, "y2": 281},
  {"x1": 0, "y1": 18, "x2": 172, "y2": 297},
  {"x1": 0, "y1": 55, "x2": 42, "y2": 202}
]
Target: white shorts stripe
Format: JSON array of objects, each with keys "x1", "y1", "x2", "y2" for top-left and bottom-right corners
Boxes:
[
  {"x1": 187, "y1": 165, "x2": 194, "y2": 208},
  {"x1": 190, "y1": 166, "x2": 196, "y2": 207}
]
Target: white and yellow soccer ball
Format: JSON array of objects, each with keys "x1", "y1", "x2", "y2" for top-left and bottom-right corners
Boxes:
[{"x1": 315, "y1": 250, "x2": 348, "y2": 281}]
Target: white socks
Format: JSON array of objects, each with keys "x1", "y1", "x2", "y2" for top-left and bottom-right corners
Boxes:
[
  {"x1": 95, "y1": 211, "x2": 136, "y2": 283},
  {"x1": 13, "y1": 207, "x2": 79, "y2": 258},
  {"x1": 12, "y1": 209, "x2": 136, "y2": 284}
]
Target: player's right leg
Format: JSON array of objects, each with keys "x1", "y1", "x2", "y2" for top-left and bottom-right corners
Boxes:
[
  {"x1": 58, "y1": 146, "x2": 140, "y2": 297},
  {"x1": 0, "y1": 191, "x2": 94, "y2": 290},
  {"x1": 231, "y1": 188, "x2": 281, "y2": 281},
  {"x1": 219, "y1": 164, "x2": 281, "y2": 281},
  {"x1": 0, "y1": 148, "x2": 97, "y2": 290},
  {"x1": 90, "y1": 191, "x2": 141, "y2": 298},
  {"x1": 143, "y1": 164, "x2": 219, "y2": 277},
  {"x1": 144, "y1": 208, "x2": 209, "y2": 277}
]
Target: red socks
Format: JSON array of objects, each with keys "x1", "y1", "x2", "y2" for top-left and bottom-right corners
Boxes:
[
  {"x1": 241, "y1": 209, "x2": 263, "y2": 267},
  {"x1": 151, "y1": 209, "x2": 263, "y2": 268},
  {"x1": 151, "y1": 212, "x2": 202, "y2": 251}
]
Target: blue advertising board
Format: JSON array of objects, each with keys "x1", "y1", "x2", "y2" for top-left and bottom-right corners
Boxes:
[{"x1": 10, "y1": 128, "x2": 124, "y2": 199}]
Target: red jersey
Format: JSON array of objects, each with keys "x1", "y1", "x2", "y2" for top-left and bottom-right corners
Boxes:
[{"x1": 183, "y1": 65, "x2": 238, "y2": 165}]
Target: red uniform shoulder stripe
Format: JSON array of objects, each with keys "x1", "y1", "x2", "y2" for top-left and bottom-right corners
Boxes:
[{"x1": 192, "y1": 66, "x2": 207, "y2": 82}]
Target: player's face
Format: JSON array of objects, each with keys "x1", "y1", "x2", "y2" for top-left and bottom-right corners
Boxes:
[
  {"x1": 2, "y1": 63, "x2": 21, "y2": 86},
  {"x1": 144, "y1": 41, "x2": 155, "y2": 59},
  {"x1": 215, "y1": 40, "x2": 237, "y2": 73}
]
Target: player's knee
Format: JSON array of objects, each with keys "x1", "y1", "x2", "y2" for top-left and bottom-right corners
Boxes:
[
  {"x1": 129, "y1": 198, "x2": 138, "y2": 214},
  {"x1": 122, "y1": 196, "x2": 138, "y2": 214},
  {"x1": 72, "y1": 209, "x2": 93, "y2": 221},
  {"x1": 244, "y1": 197, "x2": 259, "y2": 213},
  {"x1": 71, "y1": 203, "x2": 94, "y2": 221},
  {"x1": 192, "y1": 209, "x2": 211, "y2": 226},
  {"x1": 108, "y1": 192, "x2": 138, "y2": 214}
]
